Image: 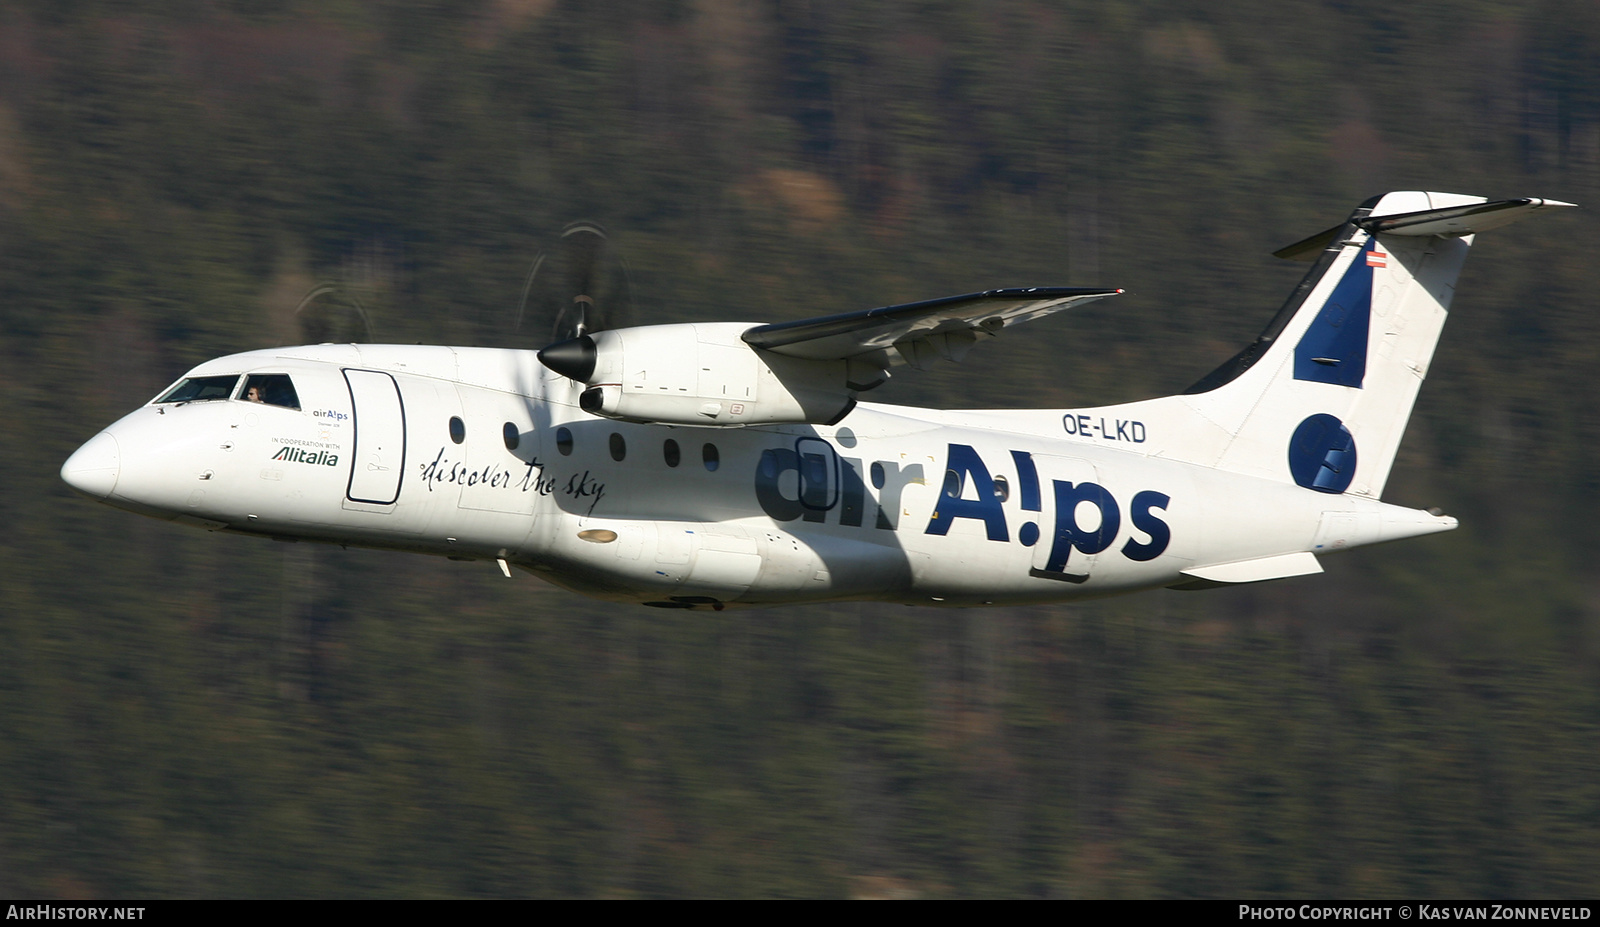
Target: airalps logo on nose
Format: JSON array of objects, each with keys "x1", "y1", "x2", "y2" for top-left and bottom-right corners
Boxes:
[{"x1": 313, "y1": 409, "x2": 350, "y2": 424}]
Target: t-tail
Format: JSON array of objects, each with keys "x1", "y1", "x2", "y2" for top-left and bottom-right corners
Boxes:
[{"x1": 1149, "y1": 191, "x2": 1573, "y2": 499}]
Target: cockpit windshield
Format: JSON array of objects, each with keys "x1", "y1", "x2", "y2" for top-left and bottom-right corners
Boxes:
[
  {"x1": 240, "y1": 374, "x2": 300, "y2": 410},
  {"x1": 154, "y1": 375, "x2": 240, "y2": 404}
]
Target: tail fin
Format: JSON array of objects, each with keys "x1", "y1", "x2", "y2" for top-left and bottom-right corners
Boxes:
[{"x1": 1180, "y1": 192, "x2": 1572, "y2": 498}]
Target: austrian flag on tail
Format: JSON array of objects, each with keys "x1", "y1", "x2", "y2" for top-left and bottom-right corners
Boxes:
[{"x1": 1366, "y1": 247, "x2": 1388, "y2": 268}]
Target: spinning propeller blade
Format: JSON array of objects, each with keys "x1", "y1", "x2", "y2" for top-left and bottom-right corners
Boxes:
[{"x1": 516, "y1": 221, "x2": 634, "y2": 347}]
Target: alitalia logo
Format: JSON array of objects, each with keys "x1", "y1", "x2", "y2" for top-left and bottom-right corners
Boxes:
[{"x1": 272, "y1": 446, "x2": 339, "y2": 467}]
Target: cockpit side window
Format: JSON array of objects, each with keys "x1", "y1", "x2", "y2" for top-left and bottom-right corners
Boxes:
[
  {"x1": 155, "y1": 375, "x2": 240, "y2": 404},
  {"x1": 241, "y1": 374, "x2": 301, "y2": 410}
]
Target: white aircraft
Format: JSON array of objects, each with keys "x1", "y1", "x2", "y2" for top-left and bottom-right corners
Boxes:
[{"x1": 61, "y1": 191, "x2": 1571, "y2": 609}]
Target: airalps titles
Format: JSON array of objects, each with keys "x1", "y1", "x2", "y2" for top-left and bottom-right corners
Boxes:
[{"x1": 6, "y1": 908, "x2": 144, "y2": 920}]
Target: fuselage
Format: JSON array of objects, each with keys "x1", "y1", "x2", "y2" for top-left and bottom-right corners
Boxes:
[
  {"x1": 60, "y1": 342, "x2": 1452, "y2": 609},
  {"x1": 66, "y1": 192, "x2": 1572, "y2": 608}
]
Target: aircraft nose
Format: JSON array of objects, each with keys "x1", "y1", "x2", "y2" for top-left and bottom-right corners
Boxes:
[{"x1": 61, "y1": 431, "x2": 121, "y2": 500}]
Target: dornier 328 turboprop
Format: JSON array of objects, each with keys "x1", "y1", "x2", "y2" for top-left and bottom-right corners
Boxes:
[{"x1": 62, "y1": 192, "x2": 1572, "y2": 609}]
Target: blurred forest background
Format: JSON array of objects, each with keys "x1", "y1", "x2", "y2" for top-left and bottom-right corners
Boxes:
[{"x1": 2, "y1": 0, "x2": 1598, "y2": 898}]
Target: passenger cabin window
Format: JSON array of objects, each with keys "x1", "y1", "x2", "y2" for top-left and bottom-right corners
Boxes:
[
  {"x1": 703, "y1": 443, "x2": 720, "y2": 472},
  {"x1": 503, "y1": 422, "x2": 520, "y2": 451},
  {"x1": 449, "y1": 417, "x2": 466, "y2": 444},
  {"x1": 155, "y1": 375, "x2": 240, "y2": 405},
  {"x1": 556, "y1": 427, "x2": 573, "y2": 456},
  {"x1": 663, "y1": 439, "x2": 680, "y2": 468},
  {"x1": 240, "y1": 374, "x2": 300, "y2": 410},
  {"x1": 609, "y1": 433, "x2": 627, "y2": 462}
]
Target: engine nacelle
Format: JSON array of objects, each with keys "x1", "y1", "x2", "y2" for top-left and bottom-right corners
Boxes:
[{"x1": 538, "y1": 322, "x2": 858, "y2": 426}]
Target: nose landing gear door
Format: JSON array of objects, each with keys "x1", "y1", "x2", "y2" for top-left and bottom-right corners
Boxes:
[
  {"x1": 1029, "y1": 455, "x2": 1111, "y2": 584},
  {"x1": 344, "y1": 369, "x2": 406, "y2": 506}
]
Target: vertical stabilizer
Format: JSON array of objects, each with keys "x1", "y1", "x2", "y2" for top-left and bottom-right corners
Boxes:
[{"x1": 1180, "y1": 192, "x2": 1572, "y2": 498}]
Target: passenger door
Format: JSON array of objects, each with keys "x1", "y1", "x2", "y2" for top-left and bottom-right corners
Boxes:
[{"x1": 344, "y1": 369, "x2": 406, "y2": 506}]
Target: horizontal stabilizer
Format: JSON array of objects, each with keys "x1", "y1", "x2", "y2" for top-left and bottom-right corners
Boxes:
[
  {"x1": 1178, "y1": 551, "x2": 1323, "y2": 585},
  {"x1": 1274, "y1": 197, "x2": 1575, "y2": 261},
  {"x1": 742, "y1": 287, "x2": 1121, "y2": 365},
  {"x1": 1359, "y1": 196, "x2": 1575, "y2": 236}
]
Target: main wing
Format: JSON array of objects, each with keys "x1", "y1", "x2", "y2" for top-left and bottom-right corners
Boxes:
[{"x1": 741, "y1": 287, "x2": 1122, "y2": 376}]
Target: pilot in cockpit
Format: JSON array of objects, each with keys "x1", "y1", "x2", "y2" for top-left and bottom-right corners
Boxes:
[{"x1": 241, "y1": 374, "x2": 300, "y2": 410}]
